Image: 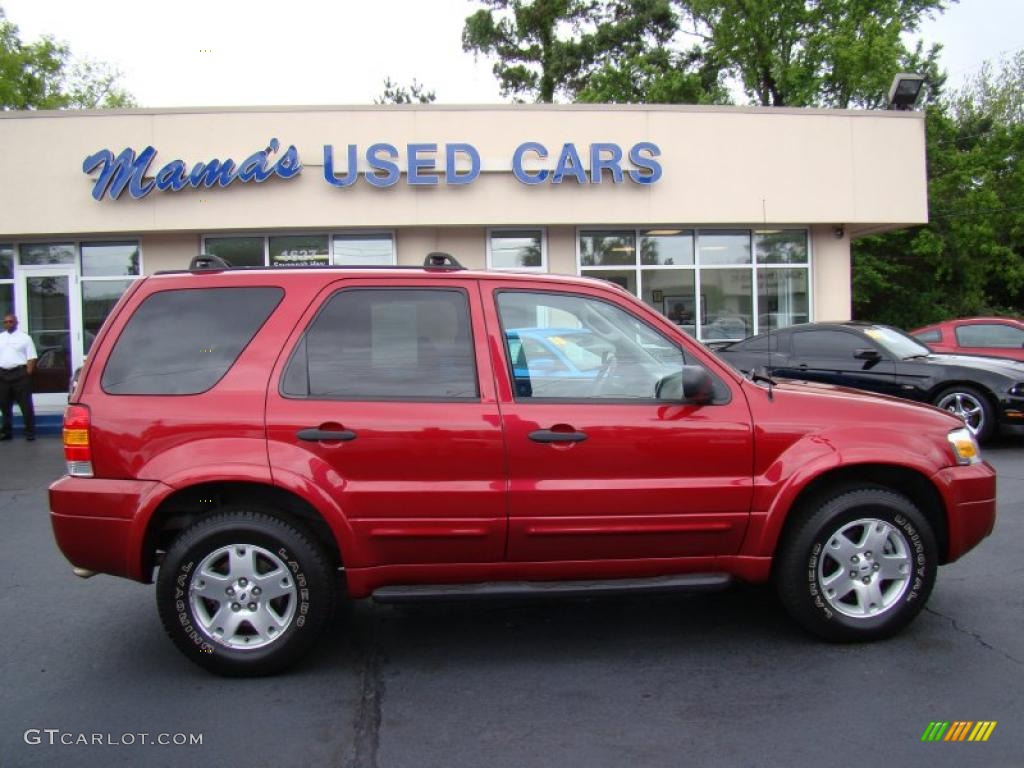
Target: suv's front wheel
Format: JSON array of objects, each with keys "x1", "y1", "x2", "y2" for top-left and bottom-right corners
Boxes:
[
  {"x1": 775, "y1": 487, "x2": 937, "y2": 641},
  {"x1": 156, "y1": 510, "x2": 334, "y2": 676}
]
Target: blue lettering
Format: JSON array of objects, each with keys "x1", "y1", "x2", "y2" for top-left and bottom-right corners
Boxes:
[
  {"x1": 323, "y1": 144, "x2": 358, "y2": 188},
  {"x1": 189, "y1": 159, "x2": 237, "y2": 188},
  {"x1": 407, "y1": 143, "x2": 439, "y2": 186},
  {"x1": 512, "y1": 142, "x2": 548, "y2": 184},
  {"x1": 446, "y1": 143, "x2": 480, "y2": 185},
  {"x1": 590, "y1": 143, "x2": 624, "y2": 184},
  {"x1": 154, "y1": 160, "x2": 188, "y2": 191},
  {"x1": 552, "y1": 143, "x2": 587, "y2": 184},
  {"x1": 83, "y1": 147, "x2": 156, "y2": 200},
  {"x1": 237, "y1": 139, "x2": 277, "y2": 183},
  {"x1": 628, "y1": 142, "x2": 662, "y2": 184},
  {"x1": 274, "y1": 142, "x2": 302, "y2": 178},
  {"x1": 365, "y1": 143, "x2": 400, "y2": 187}
]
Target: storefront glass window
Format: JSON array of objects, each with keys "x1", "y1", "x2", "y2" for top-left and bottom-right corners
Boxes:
[
  {"x1": 757, "y1": 268, "x2": 809, "y2": 331},
  {"x1": 19, "y1": 243, "x2": 76, "y2": 266},
  {"x1": 697, "y1": 231, "x2": 751, "y2": 266},
  {"x1": 204, "y1": 236, "x2": 265, "y2": 267},
  {"x1": 580, "y1": 269, "x2": 636, "y2": 294},
  {"x1": 81, "y1": 242, "x2": 141, "y2": 277},
  {"x1": 640, "y1": 230, "x2": 694, "y2": 266},
  {"x1": 82, "y1": 280, "x2": 134, "y2": 353},
  {"x1": 641, "y1": 270, "x2": 698, "y2": 337},
  {"x1": 0, "y1": 284, "x2": 12, "y2": 314},
  {"x1": 270, "y1": 235, "x2": 329, "y2": 266},
  {"x1": 699, "y1": 269, "x2": 753, "y2": 340},
  {"x1": 0, "y1": 245, "x2": 13, "y2": 279},
  {"x1": 332, "y1": 234, "x2": 395, "y2": 265},
  {"x1": 755, "y1": 230, "x2": 808, "y2": 264},
  {"x1": 580, "y1": 231, "x2": 636, "y2": 266},
  {"x1": 489, "y1": 229, "x2": 545, "y2": 270}
]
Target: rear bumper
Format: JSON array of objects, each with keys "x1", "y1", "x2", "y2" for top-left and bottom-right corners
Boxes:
[
  {"x1": 934, "y1": 462, "x2": 997, "y2": 562},
  {"x1": 49, "y1": 476, "x2": 162, "y2": 582}
]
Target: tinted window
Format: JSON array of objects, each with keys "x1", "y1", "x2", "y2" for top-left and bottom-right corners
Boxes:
[
  {"x1": 102, "y1": 287, "x2": 283, "y2": 395},
  {"x1": 791, "y1": 330, "x2": 866, "y2": 359},
  {"x1": 497, "y1": 291, "x2": 687, "y2": 401},
  {"x1": 733, "y1": 333, "x2": 777, "y2": 352},
  {"x1": 283, "y1": 289, "x2": 478, "y2": 400},
  {"x1": 956, "y1": 323, "x2": 1024, "y2": 348},
  {"x1": 914, "y1": 329, "x2": 941, "y2": 343}
]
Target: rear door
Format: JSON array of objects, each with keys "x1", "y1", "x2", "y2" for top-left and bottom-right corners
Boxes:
[
  {"x1": 265, "y1": 278, "x2": 507, "y2": 568},
  {"x1": 482, "y1": 281, "x2": 754, "y2": 563}
]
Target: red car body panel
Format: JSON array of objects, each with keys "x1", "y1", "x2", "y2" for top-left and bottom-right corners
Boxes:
[
  {"x1": 912, "y1": 317, "x2": 1024, "y2": 361},
  {"x1": 50, "y1": 268, "x2": 997, "y2": 596}
]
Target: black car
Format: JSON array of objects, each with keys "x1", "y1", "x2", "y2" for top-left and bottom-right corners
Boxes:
[{"x1": 714, "y1": 322, "x2": 1024, "y2": 442}]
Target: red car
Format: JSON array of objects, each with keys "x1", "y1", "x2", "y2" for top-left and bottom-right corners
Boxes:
[
  {"x1": 50, "y1": 255, "x2": 996, "y2": 675},
  {"x1": 912, "y1": 317, "x2": 1024, "y2": 361}
]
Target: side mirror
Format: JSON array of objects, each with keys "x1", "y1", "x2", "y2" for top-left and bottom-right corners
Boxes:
[
  {"x1": 656, "y1": 365, "x2": 714, "y2": 405},
  {"x1": 854, "y1": 347, "x2": 882, "y2": 361}
]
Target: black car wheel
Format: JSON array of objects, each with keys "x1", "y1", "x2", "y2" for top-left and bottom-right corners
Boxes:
[
  {"x1": 157, "y1": 510, "x2": 335, "y2": 676},
  {"x1": 776, "y1": 487, "x2": 937, "y2": 642},
  {"x1": 933, "y1": 385, "x2": 994, "y2": 442}
]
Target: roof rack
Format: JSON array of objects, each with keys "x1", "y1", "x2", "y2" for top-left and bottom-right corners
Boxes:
[
  {"x1": 189, "y1": 253, "x2": 232, "y2": 270},
  {"x1": 423, "y1": 252, "x2": 464, "y2": 270}
]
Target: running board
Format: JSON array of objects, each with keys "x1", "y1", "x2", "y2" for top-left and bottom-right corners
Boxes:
[{"x1": 371, "y1": 573, "x2": 733, "y2": 604}]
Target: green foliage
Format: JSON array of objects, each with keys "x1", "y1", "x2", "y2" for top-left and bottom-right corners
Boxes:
[
  {"x1": 853, "y1": 56, "x2": 1024, "y2": 327},
  {"x1": 0, "y1": 7, "x2": 135, "y2": 110},
  {"x1": 375, "y1": 77, "x2": 437, "y2": 104}
]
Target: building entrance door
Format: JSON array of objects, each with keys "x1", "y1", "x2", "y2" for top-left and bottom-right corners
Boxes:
[{"x1": 16, "y1": 265, "x2": 82, "y2": 408}]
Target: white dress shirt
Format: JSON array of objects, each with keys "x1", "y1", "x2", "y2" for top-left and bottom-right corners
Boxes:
[{"x1": 0, "y1": 329, "x2": 37, "y2": 369}]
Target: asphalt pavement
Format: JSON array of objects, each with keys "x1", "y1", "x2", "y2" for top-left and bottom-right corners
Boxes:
[{"x1": 1, "y1": 436, "x2": 1021, "y2": 768}]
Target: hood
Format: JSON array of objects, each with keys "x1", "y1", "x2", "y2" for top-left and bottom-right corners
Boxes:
[{"x1": 916, "y1": 352, "x2": 1024, "y2": 378}]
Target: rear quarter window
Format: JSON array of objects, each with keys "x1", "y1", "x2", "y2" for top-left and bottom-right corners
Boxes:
[{"x1": 101, "y1": 286, "x2": 283, "y2": 395}]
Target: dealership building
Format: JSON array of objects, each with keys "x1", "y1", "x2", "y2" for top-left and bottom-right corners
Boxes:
[{"x1": 0, "y1": 103, "x2": 927, "y2": 415}]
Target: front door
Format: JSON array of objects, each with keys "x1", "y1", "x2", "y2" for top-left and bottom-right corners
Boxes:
[
  {"x1": 16, "y1": 265, "x2": 82, "y2": 408},
  {"x1": 481, "y1": 282, "x2": 754, "y2": 563}
]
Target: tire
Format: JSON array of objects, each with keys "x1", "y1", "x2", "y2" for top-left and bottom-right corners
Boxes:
[
  {"x1": 156, "y1": 510, "x2": 334, "y2": 676},
  {"x1": 933, "y1": 385, "x2": 995, "y2": 443},
  {"x1": 775, "y1": 487, "x2": 937, "y2": 642}
]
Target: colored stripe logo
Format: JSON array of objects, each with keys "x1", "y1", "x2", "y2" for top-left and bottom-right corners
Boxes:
[{"x1": 921, "y1": 721, "x2": 997, "y2": 742}]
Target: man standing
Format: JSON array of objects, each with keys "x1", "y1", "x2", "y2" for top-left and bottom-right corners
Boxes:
[{"x1": 0, "y1": 313, "x2": 37, "y2": 441}]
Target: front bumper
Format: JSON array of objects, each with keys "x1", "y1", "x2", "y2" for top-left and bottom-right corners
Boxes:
[{"x1": 934, "y1": 461, "x2": 997, "y2": 562}]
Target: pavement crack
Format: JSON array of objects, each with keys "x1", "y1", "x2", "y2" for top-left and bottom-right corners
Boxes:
[
  {"x1": 347, "y1": 630, "x2": 385, "y2": 768},
  {"x1": 925, "y1": 607, "x2": 1023, "y2": 666}
]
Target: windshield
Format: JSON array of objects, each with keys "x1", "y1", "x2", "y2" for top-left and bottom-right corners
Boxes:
[{"x1": 863, "y1": 325, "x2": 932, "y2": 359}]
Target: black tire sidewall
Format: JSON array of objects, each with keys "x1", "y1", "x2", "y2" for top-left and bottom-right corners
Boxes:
[
  {"x1": 777, "y1": 489, "x2": 937, "y2": 641},
  {"x1": 157, "y1": 511, "x2": 333, "y2": 676}
]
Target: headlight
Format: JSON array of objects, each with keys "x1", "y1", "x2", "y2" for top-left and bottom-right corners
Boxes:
[
  {"x1": 1009, "y1": 383, "x2": 1024, "y2": 397},
  {"x1": 948, "y1": 427, "x2": 981, "y2": 465}
]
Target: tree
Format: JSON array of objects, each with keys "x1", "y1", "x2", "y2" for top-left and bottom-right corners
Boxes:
[
  {"x1": 852, "y1": 53, "x2": 1024, "y2": 327},
  {"x1": 674, "y1": 0, "x2": 951, "y2": 108},
  {"x1": 375, "y1": 77, "x2": 437, "y2": 105},
  {"x1": 0, "y1": 7, "x2": 135, "y2": 110}
]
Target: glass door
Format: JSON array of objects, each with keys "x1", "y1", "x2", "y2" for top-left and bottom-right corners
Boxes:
[{"x1": 16, "y1": 265, "x2": 82, "y2": 406}]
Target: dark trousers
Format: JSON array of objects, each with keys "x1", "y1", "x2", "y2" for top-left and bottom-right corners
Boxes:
[{"x1": 0, "y1": 368, "x2": 34, "y2": 438}]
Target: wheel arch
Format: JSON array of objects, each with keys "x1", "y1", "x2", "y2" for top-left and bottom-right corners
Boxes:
[
  {"x1": 770, "y1": 464, "x2": 950, "y2": 568},
  {"x1": 140, "y1": 481, "x2": 345, "y2": 582}
]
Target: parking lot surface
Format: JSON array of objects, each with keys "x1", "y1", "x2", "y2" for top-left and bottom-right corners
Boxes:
[{"x1": 2, "y1": 437, "x2": 1021, "y2": 768}]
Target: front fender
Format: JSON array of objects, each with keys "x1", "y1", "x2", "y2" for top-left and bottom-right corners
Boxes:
[{"x1": 743, "y1": 426, "x2": 952, "y2": 558}]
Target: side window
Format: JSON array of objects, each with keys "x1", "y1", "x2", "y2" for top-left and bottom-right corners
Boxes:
[
  {"x1": 282, "y1": 288, "x2": 478, "y2": 400},
  {"x1": 791, "y1": 330, "x2": 866, "y2": 359},
  {"x1": 102, "y1": 287, "x2": 283, "y2": 395},
  {"x1": 956, "y1": 323, "x2": 1024, "y2": 348},
  {"x1": 914, "y1": 329, "x2": 942, "y2": 344},
  {"x1": 733, "y1": 333, "x2": 776, "y2": 352},
  {"x1": 496, "y1": 290, "x2": 688, "y2": 401}
]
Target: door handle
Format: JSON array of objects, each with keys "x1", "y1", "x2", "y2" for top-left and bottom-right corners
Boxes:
[
  {"x1": 528, "y1": 429, "x2": 588, "y2": 444},
  {"x1": 297, "y1": 427, "x2": 357, "y2": 442},
  {"x1": 798, "y1": 364, "x2": 808, "y2": 371}
]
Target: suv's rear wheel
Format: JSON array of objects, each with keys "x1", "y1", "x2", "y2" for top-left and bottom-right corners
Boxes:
[
  {"x1": 775, "y1": 488, "x2": 937, "y2": 641},
  {"x1": 156, "y1": 510, "x2": 334, "y2": 676}
]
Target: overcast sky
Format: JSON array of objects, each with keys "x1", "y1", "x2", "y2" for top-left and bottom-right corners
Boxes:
[{"x1": 3, "y1": 0, "x2": 1022, "y2": 107}]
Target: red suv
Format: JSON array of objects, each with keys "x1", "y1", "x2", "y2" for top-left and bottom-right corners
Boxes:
[{"x1": 50, "y1": 256, "x2": 997, "y2": 676}]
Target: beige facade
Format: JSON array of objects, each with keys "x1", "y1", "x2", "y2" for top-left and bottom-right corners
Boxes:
[{"x1": 0, "y1": 104, "x2": 926, "y2": 410}]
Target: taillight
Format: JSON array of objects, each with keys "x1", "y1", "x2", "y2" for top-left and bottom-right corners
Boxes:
[{"x1": 63, "y1": 404, "x2": 93, "y2": 477}]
